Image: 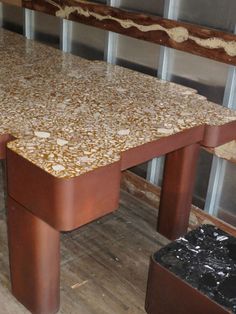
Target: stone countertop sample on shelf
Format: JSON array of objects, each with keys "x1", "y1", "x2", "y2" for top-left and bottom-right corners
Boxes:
[
  {"x1": 214, "y1": 140, "x2": 236, "y2": 163},
  {"x1": 0, "y1": 28, "x2": 236, "y2": 179},
  {"x1": 154, "y1": 224, "x2": 236, "y2": 313}
]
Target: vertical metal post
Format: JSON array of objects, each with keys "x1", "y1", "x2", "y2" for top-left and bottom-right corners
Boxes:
[
  {"x1": 104, "y1": 0, "x2": 121, "y2": 63},
  {"x1": 158, "y1": 0, "x2": 179, "y2": 80},
  {"x1": 204, "y1": 157, "x2": 227, "y2": 216},
  {"x1": 204, "y1": 28, "x2": 236, "y2": 215},
  {"x1": 24, "y1": 8, "x2": 35, "y2": 40},
  {"x1": 60, "y1": 19, "x2": 72, "y2": 53},
  {"x1": 223, "y1": 67, "x2": 236, "y2": 110},
  {"x1": 105, "y1": 29, "x2": 119, "y2": 64},
  {"x1": 147, "y1": 157, "x2": 164, "y2": 185},
  {"x1": 147, "y1": 0, "x2": 180, "y2": 185}
]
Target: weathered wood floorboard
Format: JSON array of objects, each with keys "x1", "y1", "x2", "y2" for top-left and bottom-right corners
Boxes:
[
  {"x1": 0, "y1": 165, "x2": 234, "y2": 313},
  {"x1": 121, "y1": 171, "x2": 236, "y2": 237},
  {"x1": 0, "y1": 186, "x2": 167, "y2": 313}
]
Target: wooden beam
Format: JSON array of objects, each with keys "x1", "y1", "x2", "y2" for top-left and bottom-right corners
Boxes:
[
  {"x1": 121, "y1": 171, "x2": 236, "y2": 237},
  {"x1": 22, "y1": 0, "x2": 236, "y2": 66},
  {"x1": 1, "y1": 0, "x2": 22, "y2": 6}
]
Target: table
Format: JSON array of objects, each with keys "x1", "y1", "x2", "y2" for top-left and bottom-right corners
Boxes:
[{"x1": 1, "y1": 29, "x2": 236, "y2": 313}]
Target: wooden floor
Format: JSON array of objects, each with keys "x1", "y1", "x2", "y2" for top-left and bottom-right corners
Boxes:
[
  {"x1": 1, "y1": 162, "x2": 236, "y2": 313},
  {"x1": 0, "y1": 179, "x2": 169, "y2": 314}
]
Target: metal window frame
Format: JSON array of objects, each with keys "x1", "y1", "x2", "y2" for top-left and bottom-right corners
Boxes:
[
  {"x1": 60, "y1": 19, "x2": 72, "y2": 52},
  {"x1": 24, "y1": 8, "x2": 35, "y2": 39},
  {"x1": 104, "y1": 0, "x2": 121, "y2": 63}
]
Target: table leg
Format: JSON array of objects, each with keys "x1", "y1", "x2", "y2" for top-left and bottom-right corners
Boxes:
[
  {"x1": 7, "y1": 197, "x2": 60, "y2": 314},
  {"x1": 157, "y1": 143, "x2": 200, "y2": 240}
]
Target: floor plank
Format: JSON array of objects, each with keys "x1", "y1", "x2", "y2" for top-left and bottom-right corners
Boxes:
[
  {"x1": 1, "y1": 164, "x2": 235, "y2": 313},
  {"x1": 0, "y1": 186, "x2": 169, "y2": 314}
]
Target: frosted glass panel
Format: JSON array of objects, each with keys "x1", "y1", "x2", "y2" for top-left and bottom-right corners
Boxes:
[
  {"x1": 167, "y1": 49, "x2": 229, "y2": 103},
  {"x1": 2, "y1": 3, "x2": 24, "y2": 34},
  {"x1": 120, "y1": 0, "x2": 164, "y2": 16},
  {"x1": 193, "y1": 150, "x2": 213, "y2": 208},
  {"x1": 116, "y1": 35, "x2": 160, "y2": 75},
  {"x1": 71, "y1": 22, "x2": 106, "y2": 60},
  {"x1": 216, "y1": 163, "x2": 236, "y2": 226},
  {"x1": 178, "y1": 0, "x2": 236, "y2": 32},
  {"x1": 34, "y1": 11, "x2": 60, "y2": 48}
]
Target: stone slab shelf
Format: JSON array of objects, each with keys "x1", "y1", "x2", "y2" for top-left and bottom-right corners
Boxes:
[{"x1": 146, "y1": 225, "x2": 236, "y2": 314}]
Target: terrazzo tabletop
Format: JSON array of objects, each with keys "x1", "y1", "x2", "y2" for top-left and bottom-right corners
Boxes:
[
  {"x1": 214, "y1": 140, "x2": 236, "y2": 163},
  {"x1": 1, "y1": 28, "x2": 236, "y2": 179}
]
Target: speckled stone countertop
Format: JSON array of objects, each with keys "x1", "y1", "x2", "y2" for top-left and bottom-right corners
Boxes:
[
  {"x1": 214, "y1": 141, "x2": 236, "y2": 163},
  {"x1": 155, "y1": 225, "x2": 236, "y2": 312},
  {"x1": 0, "y1": 29, "x2": 236, "y2": 178}
]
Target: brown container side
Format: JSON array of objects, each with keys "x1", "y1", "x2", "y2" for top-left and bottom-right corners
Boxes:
[
  {"x1": 7, "y1": 148, "x2": 121, "y2": 231},
  {"x1": 145, "y1": 256, "x2": 231, "y2": 314}
]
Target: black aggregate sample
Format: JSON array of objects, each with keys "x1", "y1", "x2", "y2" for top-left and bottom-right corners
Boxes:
[{"x1": 154, "y1": 225, "x2": 236, "y2": 313}]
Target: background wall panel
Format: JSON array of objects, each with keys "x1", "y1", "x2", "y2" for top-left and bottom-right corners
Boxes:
[
  {"x1": 70, "y1": 22, "x2": 107, "y2": 60},
  {"x1": 116, "y1": 35, "x2": 160, "y2": 75},
  {"x1": 120, "y1": 0, "x2": 164, "y2": 15},
  {"x1": 178, "y1": 0, "x2": 236, "y2": 32},
  {"x1": 217, "y1": 163, "x2": 236, "y2": 225},
  {"x1": 33, "y1": 11, "x2": 60, "y2": 47},
  {"x1": 2, "y1": 3, "x2": 23, "y2": 34}
]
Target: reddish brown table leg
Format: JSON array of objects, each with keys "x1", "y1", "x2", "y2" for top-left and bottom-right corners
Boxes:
[
  {"x1": 7, "y1": 197, "x2": 60, "y2": 314},
  {"x1": 157, "y1": 143, "x2": 200, "y2": 240}
]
